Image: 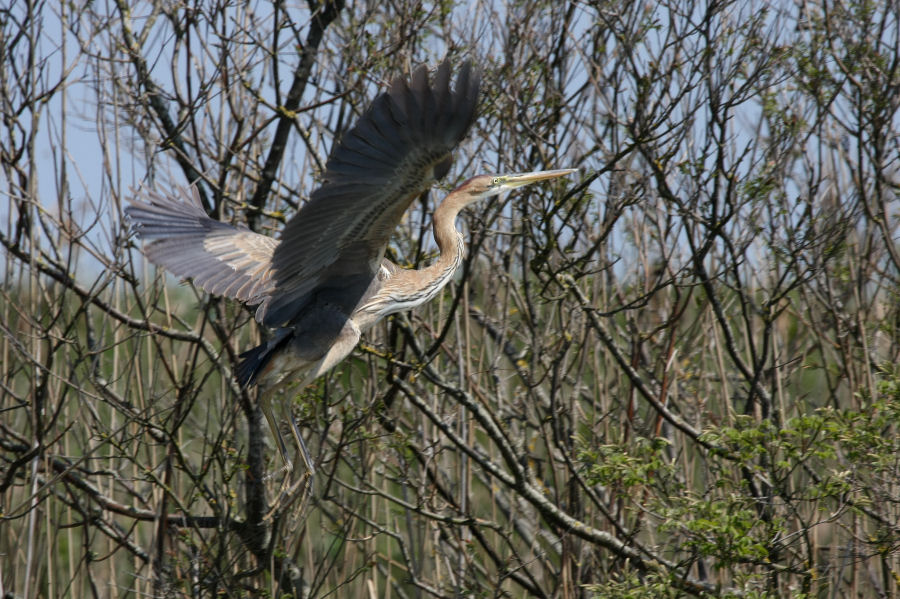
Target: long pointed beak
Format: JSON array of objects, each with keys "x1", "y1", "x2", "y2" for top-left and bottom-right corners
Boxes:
[{"x1": 500, "y1": 168, "x2": 578, "y2": 189}]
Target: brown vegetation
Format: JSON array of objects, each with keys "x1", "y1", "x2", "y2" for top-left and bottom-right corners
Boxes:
[{"x1": 2, "y1": 1, "x2": 900, "y2": 597}]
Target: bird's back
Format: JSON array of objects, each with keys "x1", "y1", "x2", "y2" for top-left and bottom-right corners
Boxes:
[{"x1": 259, "y1": 60, "x2": 480, "y2": 328}]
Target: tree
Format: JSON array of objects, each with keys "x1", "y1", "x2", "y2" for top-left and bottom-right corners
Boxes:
[{"x1": 2, "y1": 0, "x2": 899, "y2": 597}]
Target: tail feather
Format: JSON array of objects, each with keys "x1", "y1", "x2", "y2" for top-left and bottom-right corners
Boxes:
[
  {"x1": 235, "y1": 328, "x2": 292, "y2": 387},
  {"x1": 235, "y1": 345, "x2": 267, "y2": 387}
]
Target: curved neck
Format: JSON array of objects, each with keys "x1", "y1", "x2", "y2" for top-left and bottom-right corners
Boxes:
[
  {"x1": 358, "y1": 189, "x2": 471, "y2": 322},
  {"x1": 431, "y1": 189, "x2": 470, "y2": 268}
]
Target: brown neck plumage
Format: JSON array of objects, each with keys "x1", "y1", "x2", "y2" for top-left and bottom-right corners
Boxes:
[{"x1": 430, "y1": 189, "x2": 470, "y2": 270}]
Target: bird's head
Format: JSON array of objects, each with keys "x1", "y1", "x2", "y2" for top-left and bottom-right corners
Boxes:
[{"x1": 458, "y1": 168, "x2": 577, "y2": 205}]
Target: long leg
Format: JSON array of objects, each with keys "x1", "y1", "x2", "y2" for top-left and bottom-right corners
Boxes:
[
  {"x1": 260, "y1": 392, "x2": 294, "y2": 474},
  {"x1": 262, "y1": 320, "x2": 357, "y2": 482},
  {"x1": 287, "y1": 410, "x2": 315, "y2": 480},
  {"x1": 259, "y1": 388, "x2": 314, "y2": 515}
]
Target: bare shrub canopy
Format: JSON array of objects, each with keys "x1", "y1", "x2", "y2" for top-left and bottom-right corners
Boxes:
[{"x1": 2, "y1": 1, "x2": 899, "y2": 597}]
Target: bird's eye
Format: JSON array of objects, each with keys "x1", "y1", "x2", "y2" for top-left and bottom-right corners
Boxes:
[{"x1": 492, "y1": 177, "x2": 502, "y2": 185}]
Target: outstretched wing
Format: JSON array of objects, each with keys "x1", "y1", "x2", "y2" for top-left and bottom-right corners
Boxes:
[
  {"x1": 126, "y1": 60, "x2": 480, "y2": 325},
  {"x1": 126, "y1": 187, "x2": 278, "y2": 302},
  {"x1": 258, "y1": 59, "x2": 481, "y2": 327}
]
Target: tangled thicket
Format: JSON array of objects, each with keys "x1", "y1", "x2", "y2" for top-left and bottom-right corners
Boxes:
[{"x1": 2, "y1": 1, "x2": 899, "y2": 597}]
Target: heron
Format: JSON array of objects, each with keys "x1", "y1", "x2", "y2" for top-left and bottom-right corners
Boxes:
[{"x1": 126, "y1": 60, "x2": 575, "y2": 486}]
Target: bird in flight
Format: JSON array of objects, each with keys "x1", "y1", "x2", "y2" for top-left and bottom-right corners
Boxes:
[{"x1": 127, "y1": 60, "x2": 575, "y2": 483}]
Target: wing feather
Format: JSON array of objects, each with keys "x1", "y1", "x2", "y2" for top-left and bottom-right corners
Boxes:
[
  {"x1": 126, "y1": 60, "x2": 479, "y2": 329},
  {"x1": 261, "y1": 59, "x2": 480, "y2": 326},
  {"x1": 126, "y1": 187, "x2": 278, "y2": 303}
]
